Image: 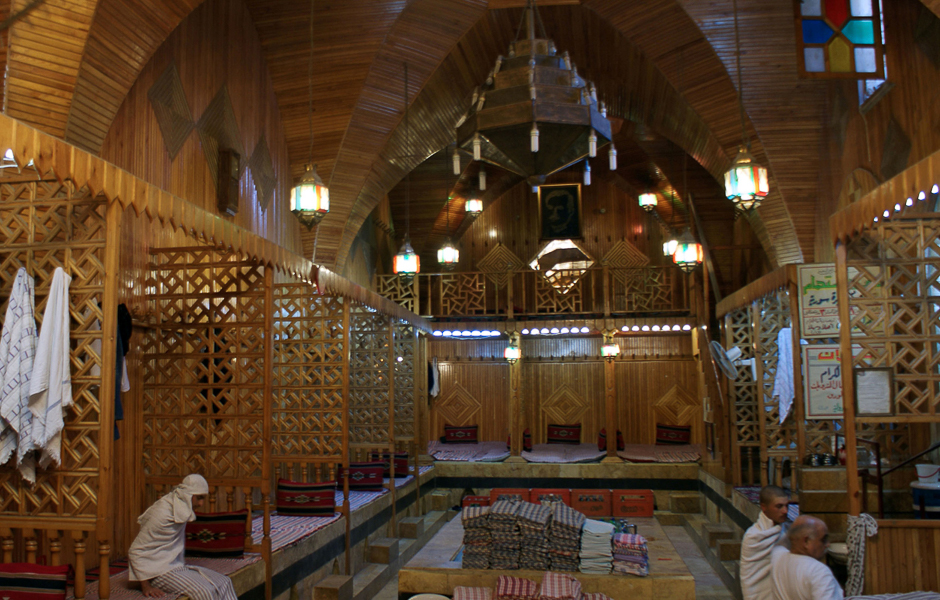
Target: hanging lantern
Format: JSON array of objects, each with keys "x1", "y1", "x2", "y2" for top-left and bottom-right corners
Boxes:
[
  {"x1": 437, "y1": 240, "x2": 459, "y2": 270},
  {"x1": 638, "y1": 192, "x2": 657, "y2": 212},
  {"x1": 662, "y1": 233, "x2": 679, "y2": 258},
  {"x1": 290, "y1": 164, "x2": 330, "y2": 229},
  {"x1": 672, "y1": 228, "x2": 703, "y2": 273},
  {"x1": 724, "y1": 147, "x2": 769, "y2": 211},
  {"x1": 600, "y1": 330, "x2": 619, "y2": 362},
  {"x1": 393, "y1": 234, "x2": 420, "y2": 279},
  {"x1": 504, "y1": 331, "x2": 522, "y2": 365},
  {"x1": 465, "y1": 197, "x2": 483, "y2": 216}
]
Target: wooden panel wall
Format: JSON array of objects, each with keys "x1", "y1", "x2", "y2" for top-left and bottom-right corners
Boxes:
[
  {"x1": 864, "y1": 520, "x2": 940, "y2": 593},
  {"x1": 428, "y1": 334, "x2": 700, "y2": 446},
  {"x1": 99, "y1": 0, "x2": 301, "y2": 256},
  {"x1": 820, "y1": 0, "x2": 940, "y2": 261}
]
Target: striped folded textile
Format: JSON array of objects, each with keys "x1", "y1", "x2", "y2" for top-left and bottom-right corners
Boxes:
[
  {"x1": 463, "y1": 506, "x2": 491, "y2": 528},
  {"x1": 495, "y1": 575, "x2": 540, "y2": 600},
  {"x1": 538, "y1": 571, "x2": 581, "y2": 600},
  {"x1": 453, "y1": 587, "x2": 494, "y2": 600},
  {"x1": 581, "y1": 594, "x2": 614, "y2": 600},
  {"x1": 516, "y1": 501, "x2": 551, "y2": 525},
  {"x1": 612, "y1": 533, "x2": 648, "y2": 577}
]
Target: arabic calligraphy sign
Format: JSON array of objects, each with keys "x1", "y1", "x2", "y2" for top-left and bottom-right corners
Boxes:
[
  {"x1": 797, "y1": 263, "x2": 865, "y2": 339},
  {"x1": 803, "y1": 344, "x2": 878, "y2": 419}
]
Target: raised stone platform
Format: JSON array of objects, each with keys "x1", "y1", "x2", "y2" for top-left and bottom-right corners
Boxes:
[{"x1": 398, "y1": 514, "x2": 695, "y2": 600}]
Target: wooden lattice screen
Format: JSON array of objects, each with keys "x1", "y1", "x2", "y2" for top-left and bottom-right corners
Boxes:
[
  {"x1": 348, "y1": 305, "x2": 393, "y2": 452},
  {"x1": 271, "y1": 287, "x2": 348, "y2": 482},
  {"x1": 393, "y1": 322, "x2": 416, "y2": 441},
  {"x1": 0, "y1": 169, "x2": 120, "y2": 598},
  {"x1": 724, "y1": 306, "x2": 761, "y2": 485}
]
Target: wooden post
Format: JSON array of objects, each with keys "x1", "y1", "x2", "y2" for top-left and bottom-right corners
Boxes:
[
  {"x1": 341, "y1": 300, "x2": 352, "y2": 575},
  {"x1": 752, "y1": 301, "x2": 769, "y2": 487},
  {"x1": 98, "y1": 200, "x2": 122, "y2": 600},
  {"x1": 788, "y1": 268, "x2": 807, "y2": 493},
  {"x1": 72, "y1": 531, "x2": 86, "y2": 600},
  {"x1": 836, "y1": 242, "x2": 861, "y2": 516},
  {"x1": 262, "y1": 267, "x2": 274, "y2": 600},
  {"x1": 387, "y1": 320, "x2": 397, "y2": 533},
  {"x1": 506, "y1": 330, "x2": 524, "y2": 462},
  {"x1": 602, "y1": 355, "x2": 620, "y2": 462}
]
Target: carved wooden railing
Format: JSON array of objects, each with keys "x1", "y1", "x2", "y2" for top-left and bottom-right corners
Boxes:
[{"x1": 375, "y1": 266, "x2": 690, "y2": 318}]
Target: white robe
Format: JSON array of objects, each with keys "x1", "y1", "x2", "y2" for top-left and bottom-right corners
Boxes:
[
  {"x1": 0, "y1": 268, "x2": 38, "y2": 480},
  {"x1": 741, "y1": 512, "x2": 788, "y2": 600},
  {"x1": 771, "y1": 545, "x2": 843, "y2": 600},
  {"x1": 28, "y1": 267, "x2": 72, "y2": 469}
]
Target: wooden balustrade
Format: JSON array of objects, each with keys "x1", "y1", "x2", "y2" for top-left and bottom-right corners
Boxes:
[
  {"x1": 0, "y1": 528, "x2": 91, "y2": 600},
  {"x1": 864, "y1": 520, "x2": 940, "y2": 593}
]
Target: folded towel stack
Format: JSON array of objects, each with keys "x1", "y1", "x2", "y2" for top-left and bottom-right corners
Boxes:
[
  {"x1": 516, "y1": 501, "x2": 552, "y2": 570},
  {"x1": 612, "y1": 533, "x2": 649, "y2": 577},
  {"x1": 494, "y1": 575, "x2": 540, "y2": 600},
  {"x1": 548, "y1": 503, "x2": 586, "y2": 571},
  {"x1": 578, "y1": 519, "x2": 614, "y2": 574},
  {"x1": 462, "y1": 506, "x2": 492, "y2": 569},
  {"x1": 453, "y1": 587, "x2": 494, "y2": 600},
  {"x1": 489, "y1": 500, "x2": 522, "y2": 570},
  {"x1": 537, "y1": 571, "x2": 581, "y2": 600}
]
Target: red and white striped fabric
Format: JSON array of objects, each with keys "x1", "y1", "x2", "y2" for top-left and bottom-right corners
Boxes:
[
  {"x1": 580, "y1": 594, "x2": 614, "y2": 600},
  {"x1": 495, "y1": 575, "x2": 540, "y2": 600},
  {"x1": 453, "y1": 586, "x2": 494, "y2": 600},
  {"x1": 538, "y1": 571, "x2": 581, "y2": 600}
]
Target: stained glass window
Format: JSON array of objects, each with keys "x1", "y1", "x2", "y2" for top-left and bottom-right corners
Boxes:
[{"x1": 795, "y1": 0, "x2": 885, "y2": 78}]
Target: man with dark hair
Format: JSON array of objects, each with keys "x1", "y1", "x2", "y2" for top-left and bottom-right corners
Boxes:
[
  {"x1": 771, "y1": 515, "x2": 843, "y2": 600},
  {"x1": 740, "y1": 485, "x2": 791, "y2": 599}
]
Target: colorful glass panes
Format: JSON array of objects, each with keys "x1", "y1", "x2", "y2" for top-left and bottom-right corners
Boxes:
[{"x1": 795, "y1": 0, "x2": 883, "y2": 78}]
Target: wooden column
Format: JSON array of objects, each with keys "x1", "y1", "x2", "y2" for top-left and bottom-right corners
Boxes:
[
  {"x1": 262, "y1": 267, "x2": 274, "y2": 600},
  {"x1": 341, "y1": 299, "x2": 352, "y2": 575},
  {"x1": 506, "y1": 331, "x2": 524, "y2": 462},
  {"x1": 787, "y1": 270, "x2": 807, "y2": 493},
  {"x1": 752, "y1": 301, "x2": 770, "y2": 487},
  {"x1": 387, "y1": 320, "x2": 397, "y2": 533},
  {"x1": 836, "y1": 242, "x2": 861, "y2": 516},
  {"x1": 602, "y1": 356, "x2": 620, "y2": 462}
]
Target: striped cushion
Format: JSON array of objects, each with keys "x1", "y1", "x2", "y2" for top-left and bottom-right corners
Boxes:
[
  {"x1": 656, "y1": 423, "x2": 691, "y2": 445},
  {"x1": 0, "y1": 563, "x2": 68, "y2": 600},
  {"x1": 341, "y1": 462, "x2": 385, "y2": 490},
  {"x1": 369, "y1": 451, "x2": 409, "y2": 477},
  {"x1": 277, "y1": 479, "x2": 337, "y2": 516},
  {"x1": 547, "y1": 423, "x2": 581, "y2": 444},
  {"x1": 185, "y1": 510, "x2": 248, "y2": 557},
  {"x1": 444, "y1": 425, "x2": 478, "y2": 443},
  {"x1": 524, "y1": 428, "x2": 532, "y2": 452}
]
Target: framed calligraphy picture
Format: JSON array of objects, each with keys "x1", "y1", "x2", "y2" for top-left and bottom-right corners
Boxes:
[
  {"x1": 538, "y1": 184, "x2": 582, "y2": 240},
  {"x1": 797, "y1": 263, "x2": 880, "y2": 339},
  {"x1": 803, "y1": 343, "x2": 881, "y2": 419}
]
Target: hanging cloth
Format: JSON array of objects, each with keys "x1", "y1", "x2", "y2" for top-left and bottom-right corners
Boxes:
[
  {"x1": 846, "y1": 513, "x2": 878, "y2": 596},
  {"x1": 772, "y1": 327, "x2": 795, "y2": 424},
  {"x1": 28, "y1": 267, "x2": 73, "y2": 469},
  {"x1": 0, "y1": 268, "x2": 39, "y2": 481},
  {"x1": 430, "y1": 357, "x2": 440, "y2": 398}
]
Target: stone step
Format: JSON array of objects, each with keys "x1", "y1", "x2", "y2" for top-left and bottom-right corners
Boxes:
[
  {"x1": 351, "y1": 563, "x2": 389, "y2": 600},
  {"x1": 717, "y1": 539, "x2": 742, "y2": 561},
  {"x1": 399, "y1": 516, "x2": 425, "y2": 539},
  {"x1": 702, "y1": 522, "x2": 735, "y2": 547},
  {"x1": 723, "y1": 560, "x2": 741, "y2": 583},
  {"x1": 369, "y1": 538, "x2": 399, "y2": 564},
  {"x1": 681, "y1": 513, "x2": 741, "y2": 600},
  {"x1": 669, "y1": 491, "x2": 703, "y2": 514},
  {"x1": 313, "y1": 575, "x2": 353, "y2": 600}
]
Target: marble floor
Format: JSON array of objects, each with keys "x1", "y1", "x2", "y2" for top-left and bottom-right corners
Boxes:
[{"x1": 369, "y1": 518, "x2": 735, "y2": 600}]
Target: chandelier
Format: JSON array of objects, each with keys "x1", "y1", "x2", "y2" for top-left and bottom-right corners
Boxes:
[{"x1": 454, "y1": 0, "x2": 615, "y2": 189}]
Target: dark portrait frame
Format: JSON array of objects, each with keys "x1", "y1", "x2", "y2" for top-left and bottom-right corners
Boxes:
[{"x1": 538, "y1": 183, "x2": 582, "y2": 240}]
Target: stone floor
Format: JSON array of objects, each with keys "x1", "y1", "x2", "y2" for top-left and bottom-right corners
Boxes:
[{"x1": 369, "y1": 519, "x2": 735, "y2": 600}]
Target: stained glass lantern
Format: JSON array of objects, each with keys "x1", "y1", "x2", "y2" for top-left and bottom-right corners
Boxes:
[
  {"x1": 437, "y1": 240, "x2": 459, "y2": 270},
  {"x1": 663, "y1": 234, "x2": 679, "y2": 258},
  {"x1": 673, "y1": 228, "x2": 703, "y2": 273},
  {"x1": 724, "y1": 147, "x2": 769, "y2": 211},
  {"x1": 638, "y1": 192, "x2": 658, "y2": 212},
  {"x1": 601, "y1": 331, "x2": 620, "y2": 362},
  {"x1": 393, "y1": 235, "x2": 420, "y2": 280},
  {"x1": 465, "y1": 198, "x2": 483, "y2": 216},
  {"x1": 504, "y1": 331, "x2": 521, "y2": 364},
  {"x1": 290, "y1": 164, "x2": 330, "y2": 229}
]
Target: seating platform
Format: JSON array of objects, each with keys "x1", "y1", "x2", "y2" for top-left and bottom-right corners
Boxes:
[{"x1": 398, "y1": 514, "x2": 695, "y2": 600}]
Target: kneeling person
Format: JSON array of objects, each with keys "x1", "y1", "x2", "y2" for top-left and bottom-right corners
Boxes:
[{"x1": 129, "y1": 474, "x2": 238, "y2": 600}]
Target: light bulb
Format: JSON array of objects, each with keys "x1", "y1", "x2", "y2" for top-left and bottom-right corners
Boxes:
[
  {"x1": 609, "y1": 144, "x2": 617, "y2": 170},
  {"x1": 588, "y1": 129, "x2": 597, "y2": 158},
  {"x1": 583, "y1": 162, "x2": 591, "y2": 186},
  {"x1": 452, "y1": 148, "x2": 461, "y2": 175},
  {"x1": 473, "y1": 135, "x2": 481, "y2": 161},
  {"x1": 531, "y1": 124, "x2": 539, "y2": 153},
  {"x1": 479, "y1": 167, "x2": 486, "y2": 191}
]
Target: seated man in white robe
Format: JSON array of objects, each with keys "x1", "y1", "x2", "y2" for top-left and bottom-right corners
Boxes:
[
  {"x1": 740, "y1": 485, "x2": 791, "y2": 600},
  {"x1": 771, "y1": 515, "x2": 843, "y2": 600}
]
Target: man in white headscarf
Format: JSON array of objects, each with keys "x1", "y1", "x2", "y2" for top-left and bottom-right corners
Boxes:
[
  {"x1": 741, "y1": 485, "x2": 791, "y2": 600},
  {"x1": 129, "y1": 474, "x2": 238, "y2": 600}
]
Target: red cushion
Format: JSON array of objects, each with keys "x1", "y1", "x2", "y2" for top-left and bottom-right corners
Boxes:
[
  {"x1": 444, "y1": 424, "x2": 478, "y2": 443},
  {"x1": 0, "y1": 563, "x2": 69, "y2": 600},
  {"x1": 369, "y1": 451, "x2": 409, "y2": 477},
  {"x1": 547, "y1": 423, "x2": 581, "y2": 444},
  {"x1": 185, "y1": 510, "x2": 248, "y2": 558},
  {"x1": 617, "y1": 430, "x2": 625, "y2": 452},
  {"x1": 341, "y1": 462, "x2": 386, "y2": 490},
  {"x1": 276, "y1": 479, "x2": 337, "y2": 516},
  {"x1": 598, "y1": 428, "x2": 607, "y2": 451},
  {"x1": 523, "y1": 428, "x2": 532, "y2": 452},
  {"x1": 656, "y1": 423, "x2": 692, "y2": 445}
]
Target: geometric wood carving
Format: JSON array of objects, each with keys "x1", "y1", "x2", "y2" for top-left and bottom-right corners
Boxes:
[
  {"x1": 148, "y1": 63, "x2": 194, "y2": 160},
  {"x1": 652, "y1": 384, "x2": 699, "y2": 428},
  {"x1": 602, "y1": 239, "x2": 649, "y2": 269},
  {"x1": 541, "y1": 384, "x2": 588, "y2": 426},
  {"x1": 437, "y1": 382, "x2": 482, "y2": 426},
  {"x1": 477, "y1": 243, "x2": 525, "y2": 288},
  {"x1": 249, "y1": 134, "x2": 276, "y2": 212},
  {"x1": 196, "y1": 85, "x2": 244, "y2": 191}
]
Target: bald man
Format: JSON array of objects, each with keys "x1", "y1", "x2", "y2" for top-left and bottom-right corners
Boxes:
[
  {"x1": 740, "y1": 485, "x2": 791, "y2": 600},
  {"x1": 771, "y1": 515, "x2": 843, "y2": 600}
]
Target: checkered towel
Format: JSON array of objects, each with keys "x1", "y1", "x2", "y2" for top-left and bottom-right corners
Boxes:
[
  {"x1": 538, "y1": 572, "x2": 581, "y2": 600},
  {"x1": 581, "y1": 594, "x2": 614, "y2": 600},
  {"x1": 551, "y1": 504, "x2": 586, "y2": 532},
  {"x1": 454, "y1": 587, "x2": 494, "y2": 600},
  {"x1": 495, "y1": 575, "x2": 539, "y2": 600},
  {"x1": 517, "y1": 501, "x2": 551, "y2": 525},
  {"x1": 463, "y1": 506, "x2": 491, "y2": 528}
]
